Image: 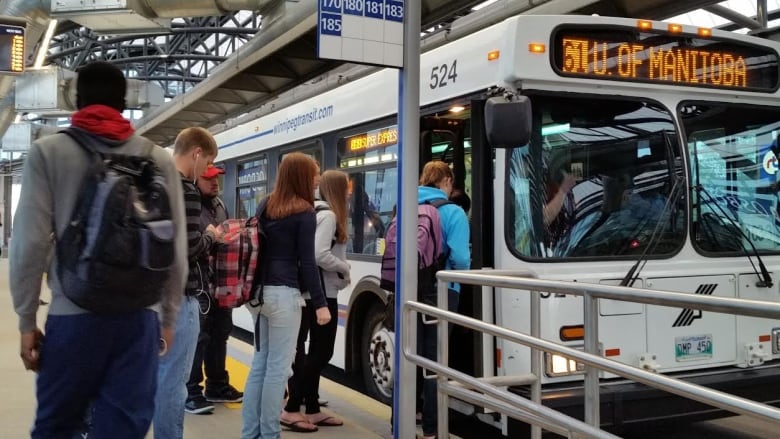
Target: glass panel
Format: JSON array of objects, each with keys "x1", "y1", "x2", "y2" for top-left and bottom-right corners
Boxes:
[
  {"x1": 280, "y1": 145, "x2": 323, "y2": 168},
  {"x1": 508, "y1": 96, "x2": 685, "y2": 259},
  {"x1": 430, "y1": 131, "x2": 473, "y2": 213},
  {"x1": 682, "y1": 102, "x2": 780, "y2": 254},
  {"x1": 237, "y1": 185, "x2": 268, "y2": 219},
  {"x1": 346, "y1": 167, "x2": 398, "y2": 255},
  {"x1": 236, "y1": 155, "x2": 268, "y2": 218}
]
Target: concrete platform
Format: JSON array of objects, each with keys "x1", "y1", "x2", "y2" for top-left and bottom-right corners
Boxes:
[{"x1": 0, "y1": 259, "x2": 398, "y2": 438}]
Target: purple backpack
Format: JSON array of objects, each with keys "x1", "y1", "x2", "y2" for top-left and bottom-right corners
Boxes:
[{"x1": 380, "y1": 199, "x2": 452, "y2": 294}]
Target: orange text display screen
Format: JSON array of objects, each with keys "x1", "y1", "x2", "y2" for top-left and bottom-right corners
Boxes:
[
  {"x1": 553, "y1": 28, "x2": 779, "y2": 92},
  {"x1": 0, "y1": 24, "x2": 24, "y2": 74}
]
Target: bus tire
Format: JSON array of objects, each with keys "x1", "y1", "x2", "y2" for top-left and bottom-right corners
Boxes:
[{"x1": 361, "y1": 302, "x2": 394, "y2": 405}]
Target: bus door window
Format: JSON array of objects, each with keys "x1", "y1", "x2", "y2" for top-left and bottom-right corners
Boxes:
[
  {"x1": 236, "y1": 155, "x2": 269, "y2": 219},
  {"x1": 421, "y1": 107, "x2": 474, "y2": 217}
]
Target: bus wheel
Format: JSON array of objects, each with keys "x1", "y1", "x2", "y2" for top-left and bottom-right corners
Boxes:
[{"x1": 361, "y1": 303, "x2": 394, "y2": 405}]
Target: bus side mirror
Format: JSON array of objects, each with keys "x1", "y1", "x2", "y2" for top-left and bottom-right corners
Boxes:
[{"x1": 485, "y1": 95, "x2": 531, "y2": 148}]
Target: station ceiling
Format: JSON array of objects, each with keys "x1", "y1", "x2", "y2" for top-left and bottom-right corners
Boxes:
[{"x1": 38, "y1": 0, "x2": 762, "y2": 146}]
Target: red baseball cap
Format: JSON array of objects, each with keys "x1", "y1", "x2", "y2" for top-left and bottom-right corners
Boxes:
[{"x1": 202, "y1": 165, "x2": 225, "y2": 179}]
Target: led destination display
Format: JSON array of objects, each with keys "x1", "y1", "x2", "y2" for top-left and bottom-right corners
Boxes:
[
  {"x1": 346, "y1": 127, "x2": 398, "y2": 153},
  {"x1": 553, "y1": 27, "x2": 779, "y2": 92}
]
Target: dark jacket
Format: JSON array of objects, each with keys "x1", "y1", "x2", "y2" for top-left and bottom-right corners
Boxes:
[
  {"x1": 257, "y1": 209, "x2": 327, "y2": 309},
  {"x1": 200, "y1": 196, "x2": 228, "y2": 290}
]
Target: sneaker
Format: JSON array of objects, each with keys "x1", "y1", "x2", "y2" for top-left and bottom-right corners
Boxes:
[
  {"x1": 185, "y1": 396, "x2": 215, "y2": 415},
  {"x1": 205, "y1": 385, "x2": 244, "y2": 403}
]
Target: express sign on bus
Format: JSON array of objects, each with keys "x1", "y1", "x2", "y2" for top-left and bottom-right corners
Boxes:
[{"x1": 553, "y1": 27, "x2": 779, "y2": 92}]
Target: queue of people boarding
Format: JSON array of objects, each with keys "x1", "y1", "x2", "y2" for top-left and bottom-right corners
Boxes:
[{"x1": 8, "y1": 60, "x2": 471, "y2": 439}]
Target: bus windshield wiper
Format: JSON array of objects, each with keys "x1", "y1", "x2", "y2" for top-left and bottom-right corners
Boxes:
[
  {"x1": 620, "y1": 176, "x2": 684, "y2": 287},
  {"x1": 695, "y1": 186, "x2": 774, "y2": 288}
]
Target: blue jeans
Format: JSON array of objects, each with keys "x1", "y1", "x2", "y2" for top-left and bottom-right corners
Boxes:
[
  {"x1": 241, "y1": 286, "x2": 303, "y2": 439},
  {"x1": 32, "y1": 311, "x2": 159, "y2": 439},
  {"x1": 154, "y1": 296, "x2": 200, "y2": 439}
]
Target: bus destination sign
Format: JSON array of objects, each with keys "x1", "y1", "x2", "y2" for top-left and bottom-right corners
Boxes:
[
  {"x1": 346, "y1": 126, "x2": 398, "y2": 153},
  {"x1": 553, "y1": 28, "x2": 779, "y2": 92}
]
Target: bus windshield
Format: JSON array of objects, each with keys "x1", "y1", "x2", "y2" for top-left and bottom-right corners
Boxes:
[
  {"x1": 682, "y1": 102, "x2": 780, "y2": 255},
  {"x1": 507, "y1": 95, "x2": 685, "y2": 259}
]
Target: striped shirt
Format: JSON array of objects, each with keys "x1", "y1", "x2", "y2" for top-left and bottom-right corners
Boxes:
[{"x1": 181, "y1": 176, "x2": 214, "y2": 294}]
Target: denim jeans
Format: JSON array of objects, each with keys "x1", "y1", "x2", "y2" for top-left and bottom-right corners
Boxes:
[
  {"x1": 154, "y1": 296, "x2": 200, "y2": 439},
  {"x1": 241, "y1": 285, "x2": 303, "y2": 439},
  {"x1": 32, "y1": 310, "x2": 159, "y2": 439}
]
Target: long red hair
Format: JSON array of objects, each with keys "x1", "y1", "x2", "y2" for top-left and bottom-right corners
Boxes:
[{"x1": 265, "y1": 152, "x2": 318, "y2": 219}]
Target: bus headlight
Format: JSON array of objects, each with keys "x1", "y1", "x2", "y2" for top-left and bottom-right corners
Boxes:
[{"x1": 544, "y1": 351, "x2": 585, "y2": 377}]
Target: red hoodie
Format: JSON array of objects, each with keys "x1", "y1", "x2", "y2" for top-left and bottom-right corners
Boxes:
[{"x1": 70, "y1": 104, "x2": 135, "y2": 141}]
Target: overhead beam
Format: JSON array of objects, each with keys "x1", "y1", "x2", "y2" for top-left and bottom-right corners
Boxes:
[{"x1": 705, "y1": 4, "x2": 761, "y2": 30}]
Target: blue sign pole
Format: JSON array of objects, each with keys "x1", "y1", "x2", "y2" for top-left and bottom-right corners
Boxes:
[{"x1": 393, "y1": 1, "x2": 419, "y2": 439}]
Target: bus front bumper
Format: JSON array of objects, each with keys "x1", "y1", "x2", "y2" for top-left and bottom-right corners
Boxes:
[{"x1": 513, "y1": 362, "x2": 780, "y2": 432}]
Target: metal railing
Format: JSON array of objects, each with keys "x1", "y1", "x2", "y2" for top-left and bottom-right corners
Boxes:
[{"x1": 401, "y1": 269, "x2": 780, "y2": 438}]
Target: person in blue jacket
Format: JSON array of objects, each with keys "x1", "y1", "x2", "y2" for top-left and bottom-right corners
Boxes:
[{"x1": 416, "y1": 160, "x2": 470, "y2": 439}]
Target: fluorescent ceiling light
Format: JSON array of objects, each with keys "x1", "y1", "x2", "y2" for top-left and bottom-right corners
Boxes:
[
  {"x1": 34, "y1": 19, "x2": 58, "y2": 69},
  {"x1": 542, "y1": 123, "x2": 571, "y2": 136}
]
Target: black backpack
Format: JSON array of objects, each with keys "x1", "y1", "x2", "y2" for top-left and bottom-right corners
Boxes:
[{"x1": 56, "y1": 127, "x2": 176, "y2": 313}]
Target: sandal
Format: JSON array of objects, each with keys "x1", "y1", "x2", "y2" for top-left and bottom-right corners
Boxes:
[
  {"x1": 280, "y1": 417, "x2": 318, "y2": 433},
  {"x1": 311, "y1": 415, "x2": 343, "y2": 427}
]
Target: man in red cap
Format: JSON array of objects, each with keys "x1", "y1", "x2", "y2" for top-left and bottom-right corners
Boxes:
[{"x1": 185, "y1": 164, "x2": 244, "y2": 414}]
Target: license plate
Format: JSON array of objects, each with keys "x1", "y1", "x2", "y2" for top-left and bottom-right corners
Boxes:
[{"x1": 675, "y1": 334, "x2": 713, "y2": 362}]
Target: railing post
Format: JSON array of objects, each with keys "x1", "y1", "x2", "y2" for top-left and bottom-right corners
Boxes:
[
  {"x1": 530, "y1": 289, "x2": 542, "y2": 439},
  {"x1": 583, "y1": 292, "x2": 600, "y2": 427},
  {"x1": 437, "y1": 278, "x2": 450, "y2": 437}
]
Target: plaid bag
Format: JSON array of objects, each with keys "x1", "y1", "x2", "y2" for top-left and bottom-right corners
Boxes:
[{"x1": 213, "y1": 216, "x2": 262, "y2": 308}]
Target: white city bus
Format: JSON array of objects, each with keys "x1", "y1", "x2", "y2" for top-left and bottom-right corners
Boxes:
[{"x1": 215, "y1": 14, "x2": 780, "y2": 435}]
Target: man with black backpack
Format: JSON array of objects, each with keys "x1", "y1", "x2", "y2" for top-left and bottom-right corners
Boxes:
[{"x1": 9, "y1": 61, "x2": 188, "y2": 439}]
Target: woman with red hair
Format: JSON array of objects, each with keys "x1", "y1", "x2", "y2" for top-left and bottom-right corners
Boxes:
[{"x1": 241, "y1": 153, "x2": 331, "y2": 439}]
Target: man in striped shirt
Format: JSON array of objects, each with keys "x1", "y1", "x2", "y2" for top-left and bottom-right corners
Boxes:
[{"x1": 154, "y1": 127, "x2": 223, "y2": 439}]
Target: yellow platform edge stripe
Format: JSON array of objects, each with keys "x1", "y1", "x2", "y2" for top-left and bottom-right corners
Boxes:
[{"x1": 222, "y1": 350, "x2": 390, "y2": 420}]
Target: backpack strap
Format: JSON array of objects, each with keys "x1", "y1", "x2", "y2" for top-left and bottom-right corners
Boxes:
[
  {"x1": 252, "y1": 197, "x2": 271, "y2": 306},
  {"x1": 314, "y1": 203, "x2": 336, "y2": 247},
  {"x1": 60, "y1": 127, "x2": 107, "y2": 171},
  {"x1": 61, "y1": 127, "x2": 154, "y2": 158},
  {"x1": 426, "y1": 198, "x2": 453, "y2": 209},
  {"x1": 423, "y1": 198, "x2": 453, "y2": 263},
  {"x1": 60, "y1": 127, "x2": 102, "y2": 155},
  {"x1": 215, "y1": 197, "x2": 228, "y2": 218}
]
